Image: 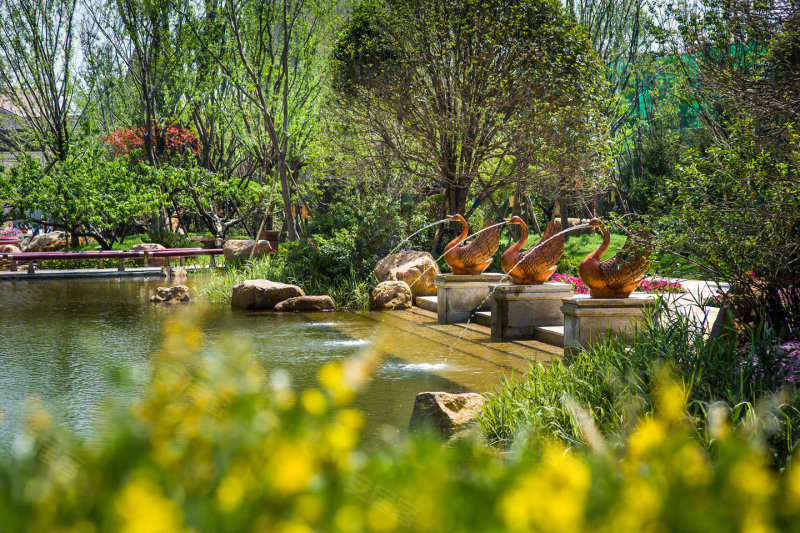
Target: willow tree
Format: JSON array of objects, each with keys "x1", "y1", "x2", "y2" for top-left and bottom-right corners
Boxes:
[
  {"x1": 0, "y1": 0, "x2": 79, "y2": 165},
  {"x1": 331, "y1": 0, "x2": 612, "y2": 230}
]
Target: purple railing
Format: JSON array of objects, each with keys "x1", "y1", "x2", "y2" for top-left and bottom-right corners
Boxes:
[{"x1": 0, "y1": 247, "x2": 255, "y2": 274}]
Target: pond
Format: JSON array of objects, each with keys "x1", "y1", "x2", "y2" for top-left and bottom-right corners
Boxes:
[{"x1": 0, "y1": 276, "x2": 543, "y2": 449}]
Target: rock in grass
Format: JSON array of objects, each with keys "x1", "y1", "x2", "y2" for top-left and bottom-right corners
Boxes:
[
  {"x1": 409, "y1": 392, "x2": 485, "y2": 437},
  {"x1": 373, "y1": 250, "x2": 439, "y2": 297},
  {"x1": 150, "y1": 285, "x2": 190, "y2": 304},
  {"x1": 223, "y1": 239, "x2": 275, "y2": 263},
  {"x1": 369, "y1": 280, "x2": 413, "y2": 310},
  {"x1": 132, "y1": 243, "x2": 168, "y2": 267},
  {"x1": 231, "y1": 279, "x2": 305, "y2": 310},
  {"x1": 274, "y1": 295, "x2": 336, "y2": 312},
  {"x1": 0, "y1": 245, "x2": 21, "y2": 271},
  {"x1": 24, "y1": 231, "x2": 68, "y2": 252}
]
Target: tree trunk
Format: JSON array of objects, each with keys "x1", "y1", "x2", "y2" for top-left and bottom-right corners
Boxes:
[{"x1": 559, "y1": 196, "x2": 570, "y2": 242}]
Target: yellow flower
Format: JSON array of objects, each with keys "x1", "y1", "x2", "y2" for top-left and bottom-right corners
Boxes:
[
  {"x1": 115, "y1": 477, "x2": 185, "y2": 533},
  {"x1": 656, "y1": 381, "x2": 686, "y2": 424},
  {"x1": 301, "y1": 389, "x2": 328, "y2": 416},
  {"x1": 784, "y1": 462, "x2": 800, "y2": 514},
  {"x1": 366, "y1": 499, "x2": 399, "y2": 533},
  {"x1": 215, "y1": 474, "x2": 245, "y2": 512},
  {"x1": 499, "y1": 443, "x2": 590, "y2": 533},
  {"x1": 267, "y1": 442, "x2": 315, "y2": 495},
  {"x1": 628, "y1": 418, "x2": 666, "y2": 459}
]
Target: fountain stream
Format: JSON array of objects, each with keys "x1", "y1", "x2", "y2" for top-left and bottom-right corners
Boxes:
[{"x1": 387, "y1": 218, "x2": 451, "y2": 256}]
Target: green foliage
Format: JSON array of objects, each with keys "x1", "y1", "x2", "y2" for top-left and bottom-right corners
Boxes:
[
  {"x1": 3, "y1": 150, "x2": 163, "y2": 249},
  {"x1": 664, "y1": 119, "x2": 800, "y2": 331},
  {"x1": 479, "y1": 302, "x2": 800, "y2": 468},
  {"x1": 3, "y1": 313, "x2": 800, "y2": 531}
]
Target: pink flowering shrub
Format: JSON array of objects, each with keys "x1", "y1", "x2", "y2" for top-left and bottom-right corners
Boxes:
[
  {"x1": 552, "y1": 273, "x2": 685, "y2": 295},
  {"x1": 743, "y1": 340, "x2": 800, "y2": 386},
  {"x1": 0, "y1": 226, "x2": 23, "y2": 238}
]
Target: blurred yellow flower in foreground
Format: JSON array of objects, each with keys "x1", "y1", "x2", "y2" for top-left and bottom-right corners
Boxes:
[{"x1": 115, "y1": 476, "x2": 186, "y2": 533}]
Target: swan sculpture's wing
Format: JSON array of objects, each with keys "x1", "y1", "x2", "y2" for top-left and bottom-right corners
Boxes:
[
  {"x1": 461, "y1": 221, "x2": 501, "y2": 267},
  {"x1": 598, "y1": 229, "x2": 653, "y2": 290},
  {"x1": 520, "y1": 220, "x2": 564, "y2": 275}
]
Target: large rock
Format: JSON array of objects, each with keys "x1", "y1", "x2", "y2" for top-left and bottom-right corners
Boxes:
[
  {"x1": 0, "y1": 244, "x2": 21, "y2": 271},
  {"x1": 132, "y1": 243, "x2": 169, "y2": 267},
  {"x1": 274, "y1": 295, "x2": 336, "y2": 312},
  {"x1": 223, "y1": 239, "x2": 275, "y2": 263},
  {"x1": 161, "y1": 266, "x2": 188, "y2": 280},
  {"x1": 24, "y1": 231, "x2": 67, "y2": 252},
  {"x1": 409, "y1": 392, "x2": 485, "y2": 437},
  {"x1": 150, "y1": 285, "x2": 190, "y2": 304},
  {"x1": 373, "y1": 250, "x2": 439, "y2": 297},
  {"x1": 188, "y1": 235, "x2": 217, "y2": 249},
  {"x1": 231, "y1": 279, "x2": 305, "y2": 310},
  {"x1": 369, "y1": 281, "x2": 413, "y2": 311}
]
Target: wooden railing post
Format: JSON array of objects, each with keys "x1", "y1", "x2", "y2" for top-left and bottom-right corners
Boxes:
[
  {"x1": 118, "y1": 258, "x2": 125, "y2": 271},
  {"x1": 27, "y1": 261, "x2": 34, "y2": 274},
  {"x1": 98, "y1": 258, "x2": 104, "y2": 269},
  {"x1": 143, "y1": 251, "x2": 149, "y2": 267},
  {"x1": 10, "y1": 257, "x2": 16, "y2": 272}
]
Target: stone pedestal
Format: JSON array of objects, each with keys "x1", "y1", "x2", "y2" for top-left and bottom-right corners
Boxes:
[
  {"x1": 435, "y1": 273, "x2": 506, "y2": 324},
  {"x1": 489, "y1": 282, "x2": 573, "y2": 340},
  {"x1": 561, "y1": 294, "x2": 656, "y2": 355}
]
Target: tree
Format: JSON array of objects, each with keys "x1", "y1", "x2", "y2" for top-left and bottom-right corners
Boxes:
[
  {"x1": 330, "y1": 0, "x2": 612, "y2": 239},
  {"x1": 662, "y1": 0, "x2": 800, "y2": 332},
  {"x1": 157, "y1": 165, "x2": 272, "y2": 239},
  {"x1": 0, "y1": 0, "x2": 80, "y2": 165},
  {"x1": 187, "y1": 0, "x2": 339, "y2": 241},
  {"x1": 3, "y1": 150, "x2": 163, "y2": 248}
]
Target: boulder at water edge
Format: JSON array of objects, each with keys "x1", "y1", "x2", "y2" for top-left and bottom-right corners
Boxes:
[
  {"x1": 0, "y1": 245, "x2": 21, "y2": 270},
  {"x1": 369, "y1": 280, "x2": 413, "y2": 310},
  {"x1": 373, "y1": 250, "x2": 439, "y2": 297},
  {"x1": 409, "y1": 391, "x2": 485, "y2": 438},
  {"x1": 231, "y1": 279, "x2": 305, "y2": 310},
  {"x1": 223, "y1": 239, "x2": 275, "y2": 263},
  {"x1": 24, "y1": 231, "x2": 68, "y2": 252},
  {"x1": 274, "y1": 295, "x2": 336, "y2": 312},
  {"x1": 132, "y1": 243, "x2": 169, "y2": 267},
  {"x1": 150, "y1": 285, "x2": 190, "y2": 304},
  {"x1": 161, "y1": 266, "x2": 188, "y2": 279}
]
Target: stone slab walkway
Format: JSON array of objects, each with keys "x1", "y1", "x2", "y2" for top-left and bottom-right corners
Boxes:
[{"x1": 313, "y1": 307, "x2": 561, "y2": 393}]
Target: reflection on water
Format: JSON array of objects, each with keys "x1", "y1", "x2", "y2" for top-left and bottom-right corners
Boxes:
[{"x1": 0, "y1": 277, "x2": 468, "y2": 449}]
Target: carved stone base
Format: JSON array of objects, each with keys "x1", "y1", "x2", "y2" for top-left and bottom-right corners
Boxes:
[
  {"x1": 490, "y1": 282, "x2": 573, "y2": 341},
  {"x1": 435, "y1": 273, "x2": 506, "y2": 323},
  {"x1": 561, "y1": 294, "x2": 656, "y2": 355}
]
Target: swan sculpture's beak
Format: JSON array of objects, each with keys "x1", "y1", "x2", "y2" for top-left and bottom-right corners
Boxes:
[{"x1": 587, "y1": 218, "x2": 604, "y2": 228}]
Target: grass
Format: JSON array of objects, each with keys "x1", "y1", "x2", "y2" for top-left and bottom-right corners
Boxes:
[
  {"x1": 199, "y1": 255, "x2": 372, "y2": 311},
  {"x1": 478, "y1": 302, "x2": 800, "y2": 468}
]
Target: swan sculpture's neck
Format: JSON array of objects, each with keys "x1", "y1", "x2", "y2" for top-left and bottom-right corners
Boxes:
[
  {"x1": 589, "y1": 224, "x2": 611, "y2": 261},
  {"x1": 507, "y1": 220, "x2": 529, "y2": 258},
  {"x1": 445, "y1": 216, "x2": 469, "y2": 254}
]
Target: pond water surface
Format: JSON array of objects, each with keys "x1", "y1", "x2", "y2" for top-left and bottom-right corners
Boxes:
[{"x1": 0, "y1": 277, "x2": 528, "y2": 449}]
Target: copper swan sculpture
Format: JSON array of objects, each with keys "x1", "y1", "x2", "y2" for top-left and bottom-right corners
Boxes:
[
  {"x1": 501, "y1": 216, "x2": 565, "y2": 285},
  {"x1": 443, "y1": 214, "x2": 501, "y2": 275},
  {"x1": 579, "y1": 218, "x2": 653, "y2": 298}
]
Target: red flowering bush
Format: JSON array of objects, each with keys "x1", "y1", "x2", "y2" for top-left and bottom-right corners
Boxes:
[{"x1": 103, "y1": 125, "x2": 199, "y2": 160}]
